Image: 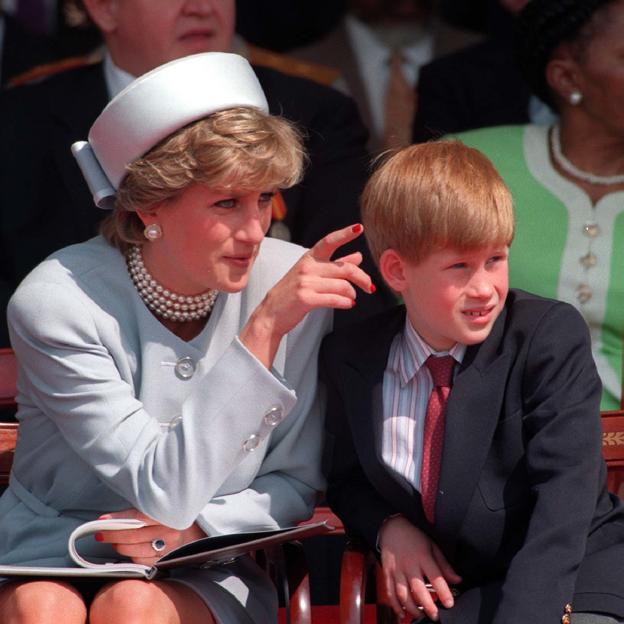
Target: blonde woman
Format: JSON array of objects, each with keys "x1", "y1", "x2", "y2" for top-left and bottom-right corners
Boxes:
[{"x1": 0, "y1": 53, "x2": 373, "y2": 624}]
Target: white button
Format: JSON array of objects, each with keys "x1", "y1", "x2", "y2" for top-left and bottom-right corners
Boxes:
[
  {"x1": 243, "y1": 434, "x2": 260, "y2": 452},
  {"x1": 175, "y1": 357, "x2": 195, "y2": 379},
  {"x1": 168, "y1": 415, "x2": 183, "y2": 430},
  {"x1": 263, "y1": 406, "x2": 283, "y2": 427}
]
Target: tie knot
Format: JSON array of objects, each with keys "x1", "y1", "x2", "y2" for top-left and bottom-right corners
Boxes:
[{"x1": 425, "y1": 355, "x2": 455, "y2": 388}]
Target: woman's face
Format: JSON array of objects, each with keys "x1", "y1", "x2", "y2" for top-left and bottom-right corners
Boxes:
[
  {"x1": 569, "y1": 0, "x2": 624, "y2": 133},
  {"x1": 139, "y1": 184, "x2": 274, "y2": 295}
]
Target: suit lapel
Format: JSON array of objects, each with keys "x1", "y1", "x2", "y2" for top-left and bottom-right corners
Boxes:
[
  {"x1": 434, "y1": 307, "x2": 511, "y2": 553},
  {"x1": 340, "y1": 307, "x2": 420, "y2": 510}
]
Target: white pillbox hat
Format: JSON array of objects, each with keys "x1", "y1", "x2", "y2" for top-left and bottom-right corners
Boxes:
[{"x1": 72, "y1": 52, "x2": 269, "y2": 209}]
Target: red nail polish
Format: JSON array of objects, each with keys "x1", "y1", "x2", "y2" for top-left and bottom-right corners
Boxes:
[
  {"x1": 95, "y1": 533, "x2": 103, "y2": 542},
  {"x1": 351, "y1": 224, "x2": 363, "y2": 234},
  {"x1": 370, "y1": 283, "x2": 376, "y2": 294}
]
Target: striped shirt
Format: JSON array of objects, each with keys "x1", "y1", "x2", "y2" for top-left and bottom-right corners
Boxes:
[{"x1": 382, "y1": 319, "x2": 465, "y2": 491}]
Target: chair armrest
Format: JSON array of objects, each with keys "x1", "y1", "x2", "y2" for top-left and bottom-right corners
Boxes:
[
  {"x1": 340, "y1": 537, "x2": 399, "y2": 624},
  {"x1": 340, "y1": 538, "x2": 370, "y2": 624}
]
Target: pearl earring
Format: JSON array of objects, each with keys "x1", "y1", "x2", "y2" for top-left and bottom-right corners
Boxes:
[
  {"x1": 143, "y1": 223, "x2": 162, "y2": 241},
  {"x1": 569, "y1": 90, "x2": 583, "y2": 106}
]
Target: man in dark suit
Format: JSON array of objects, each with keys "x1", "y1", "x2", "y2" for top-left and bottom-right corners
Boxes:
[
  {"x1": 0, "y1": 10, "x2": 53, "y2": 86},
  {"x1": 412, "y1": 0, "x2": 539, "y2": 142},
  {"x1": 0, "y1": 0, "x2": 391, "y2": 346},
  {"x1": 323, "y1": 141, "x2": 624, "y2": 624}
]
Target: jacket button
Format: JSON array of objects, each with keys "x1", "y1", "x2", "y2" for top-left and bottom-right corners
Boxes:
[
  {"x1": 175, "y1": 357, "x2": 195, "y2": 379},
  {"x1": 243, "y1": 434, "x2": 260, "y2": 452},
  {"x1": 263, "y1": 406, "x2": 283, "y2": 427}
]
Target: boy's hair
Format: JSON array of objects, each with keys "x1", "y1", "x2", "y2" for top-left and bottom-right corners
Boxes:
[
  {"x1": 361, "y1": 141, "x2": 515, "y2": 265},
  {"x1": 101, "y1": 106, "x2": 304, "y2": 252}
]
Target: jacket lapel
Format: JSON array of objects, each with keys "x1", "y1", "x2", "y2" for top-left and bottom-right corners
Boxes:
[
  {"x1": 340, "y1": 307, "x2": 421, "y2": 511},
  {"x1": 434, "y1": 306, "x2": 511, "y2": 554}
]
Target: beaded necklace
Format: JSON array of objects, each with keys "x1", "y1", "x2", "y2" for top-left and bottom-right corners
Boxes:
[{"x1": 126, "y1": 245, "x2": 218, "y2": 322}]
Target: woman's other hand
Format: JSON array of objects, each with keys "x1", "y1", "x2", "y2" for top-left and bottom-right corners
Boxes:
[
  {"x1": 241, "y1": 223, "x2": 374, "y2": 368},
  {"x1": 95, "y1": 509, "x2": 206, "y2": 566},
  {"x1": 379, "y1": 515, "x2": 462, "y2": 622}
]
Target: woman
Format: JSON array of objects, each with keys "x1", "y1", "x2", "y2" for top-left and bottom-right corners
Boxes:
[
  {"x1": 454, "y1": 0, "x2": 624, "y2": 410},
  {"x1": 0, "y1": 53, "x2": 373, "y2": 623}
]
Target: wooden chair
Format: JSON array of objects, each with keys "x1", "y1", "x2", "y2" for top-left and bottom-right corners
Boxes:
[
  {"x1": 339, "y1": 405, "x2": 624, "y2": 624},
  {"x1": 0, "y1": 348, "x2": 318, "y2": 624}
]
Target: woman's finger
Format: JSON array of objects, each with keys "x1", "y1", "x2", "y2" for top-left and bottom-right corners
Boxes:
[
  {"x1": 331, "y1": 251, "x2": 363, "y2": 266},
  {"x1": 298, "y1": 255, "x2": 372, "y2": 294},
  {"x1": 96, "y1": 525, "x2": 168, "y2": 545},
  {"x1": 110, "y1": 541, "x2": 162, "y2": 559},
  {"x1": 309, "y1": 224, "x2": 364, "y2": 262}
]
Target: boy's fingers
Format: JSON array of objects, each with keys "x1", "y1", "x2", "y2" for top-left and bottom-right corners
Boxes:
[
  {"x1": 408, "y1": 578, "x2": 439, "y2": 620},
  {"x1": 432, "y1": 542, "x2": 462, "y2": 584},
  {"x1": 382, "y1": 566, "x2": 405, "y2": 615},
  {"x1": 309, "y1": 224, "x2": 364, "y2": 262}
]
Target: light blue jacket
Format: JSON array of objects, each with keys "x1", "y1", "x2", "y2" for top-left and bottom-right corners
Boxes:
[{"x1": 0, "y1": 236, "x2": 330, "y2": 567}]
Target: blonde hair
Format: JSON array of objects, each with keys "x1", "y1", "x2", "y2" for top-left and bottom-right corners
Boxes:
[
  {"x1": 361, "y1": 141, "x2": 515, "y2": 265},
  {"x1": 101, "y1": 107, "x2": 305, "y2": 251}
]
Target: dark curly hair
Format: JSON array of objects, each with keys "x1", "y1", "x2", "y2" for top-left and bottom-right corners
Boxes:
[{"x1": 515, "y1": 0, "x2": 617, "y2": 109}]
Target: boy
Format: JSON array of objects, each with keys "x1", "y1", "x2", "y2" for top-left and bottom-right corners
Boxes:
[{"x1": 322, "y1": 142, "x2": 624, "y2": 624}]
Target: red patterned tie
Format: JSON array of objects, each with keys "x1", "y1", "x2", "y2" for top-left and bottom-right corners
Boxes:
[{"x1": 421, "y1": 355, "x2": 455, "y2": 523}]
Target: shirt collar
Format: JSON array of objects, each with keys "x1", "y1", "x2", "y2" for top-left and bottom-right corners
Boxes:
[
  {"x1": 103, "y1": 51, "x2": 136, "y2": 99},
  {"x1": 396, "y1": 317, "x2": 466, "y2": 386},
  {"x1": 345, "y1": 13, "x2": 433, "y2": 86}
]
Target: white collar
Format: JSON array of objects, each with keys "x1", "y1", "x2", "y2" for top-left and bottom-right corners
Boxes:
[
  {"x1": 396, "y1": 316, "x2": 465, "y2": 386},
  {"x1": 103, "y1": 51, "x2": 136, "y2": 99},
  {"x1": 345, "y1": 13, "x2": 433, "y2": 85}
]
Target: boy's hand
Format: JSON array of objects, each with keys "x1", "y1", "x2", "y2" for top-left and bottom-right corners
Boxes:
[{"x1": 379, "y1": 515, "x2": 461, "y2": 621}]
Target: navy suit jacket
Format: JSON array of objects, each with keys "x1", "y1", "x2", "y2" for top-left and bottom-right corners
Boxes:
[
  {"x1": 1, "y1": 13, "x2": 53, "y2": 87},
  {"x1": 412, "y1": 38, "x2": 531, "y2": 142},
  {"x1": 322, "y1": 290, "x2": 624, "y2": 624},
  {"x1": 0, "y1": 60, "x2": 393, "y2": 346}
]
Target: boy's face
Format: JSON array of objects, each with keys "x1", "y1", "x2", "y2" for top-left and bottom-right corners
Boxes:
[{"x1": 382, "y1": 245, "x2": 509, "y2": 351}]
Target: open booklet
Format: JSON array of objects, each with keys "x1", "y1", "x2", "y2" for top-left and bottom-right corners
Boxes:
[{"x1": 0, "y1": 518, "x2": 333, "y2": 580}]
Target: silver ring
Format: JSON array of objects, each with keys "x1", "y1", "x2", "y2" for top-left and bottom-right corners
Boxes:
[{"x1": 151, "y1": 538, "x2": 166, "y2": 553}]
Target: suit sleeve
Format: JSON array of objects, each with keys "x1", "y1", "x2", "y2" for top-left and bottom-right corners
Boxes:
[
  {"x1": 322, "y1": 337, "x2": 396, "y2": 551},
  {"x1": 491, "y1": 302, "x2": 604, "y2": 624},
  {"x1": 413, "y1": 61, "x2": 470, "y2": 142},
  {"x1": 194, "y1": 307, "x2": 332, "y2": 534}
]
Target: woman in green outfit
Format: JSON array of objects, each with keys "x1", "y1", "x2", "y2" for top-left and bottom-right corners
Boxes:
[{"x1": 456, "y1": 0, "x2": 624, "y2": 410}]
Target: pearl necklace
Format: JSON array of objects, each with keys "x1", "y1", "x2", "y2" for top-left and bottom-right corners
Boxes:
[
  {"x1": 126, "y1": 245, "x2": 218, "y2": 322},
  {"x1": 550, "y1": 124, "x2": 624, "y2": 186}
]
